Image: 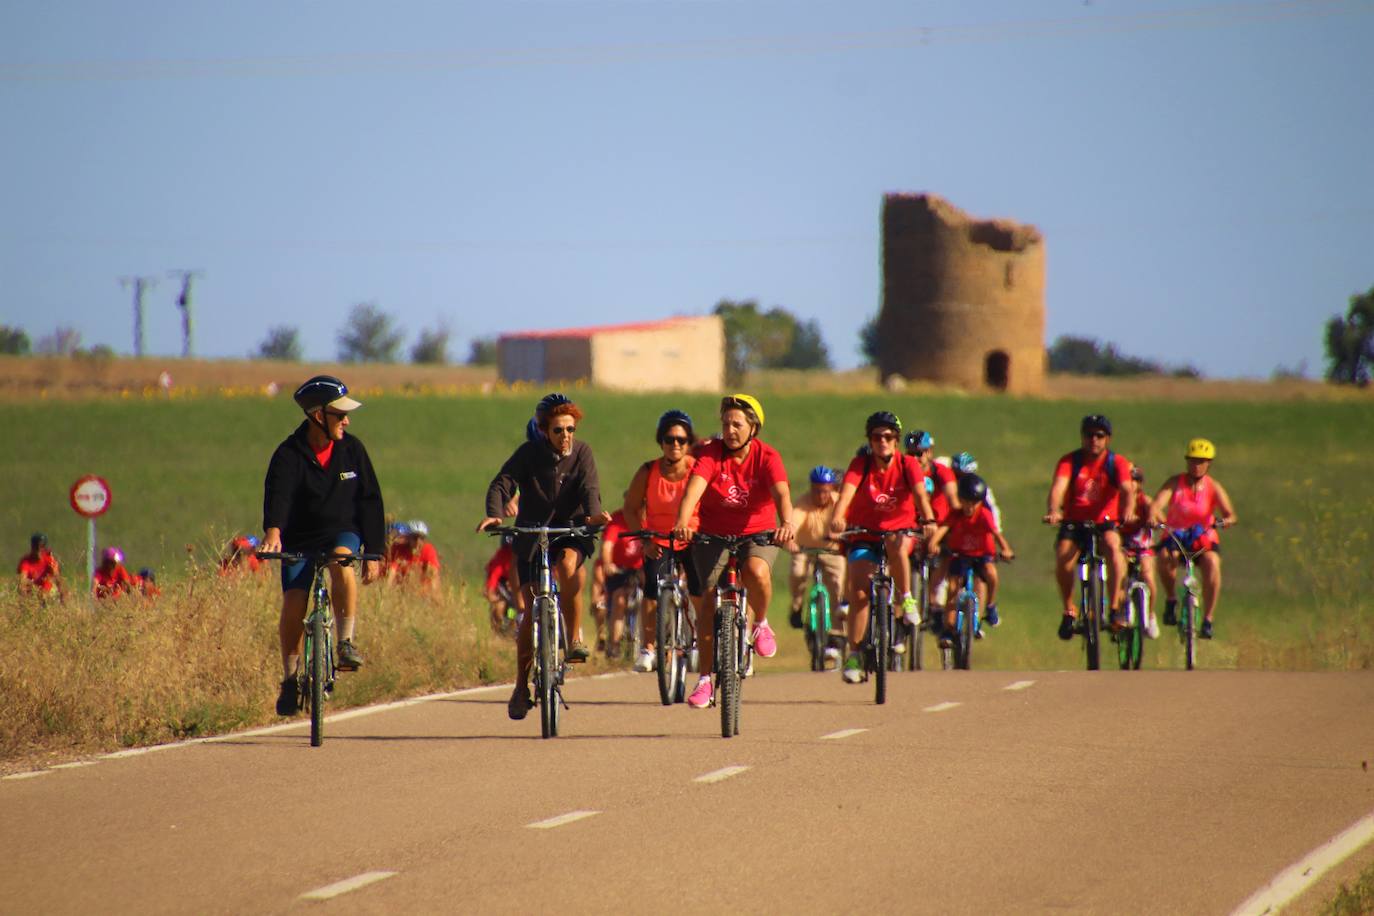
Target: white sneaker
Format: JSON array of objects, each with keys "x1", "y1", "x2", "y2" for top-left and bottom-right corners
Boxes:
[
  {"x1": 633, "y1": 647, "x2": 655, "y2": 672},
  {"x1": 745, "y1": 658, "x2": 755, "y2": 678},
  {"x1": 822, "y1": 646, "x2": 841, "y2": 669},
  {"x1": 841, "y1": 652, "x2": 864, "y2": 684},
  {"x1": 1145, "y1": 614, "x2": 1161, "y2": 640}
]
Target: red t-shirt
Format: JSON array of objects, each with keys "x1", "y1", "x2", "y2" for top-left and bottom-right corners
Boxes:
[
  {"x1": 18, "y1": 551, "x2": 60, "y2": 593},
  {"x1": 1054, "y1": 450, "x2": 1134, "y2": 523},
  {"x1": 94, "y1": 565, "x2": 138, "y2": 599},
  {"x1": 484, "y1": 544, "x2": 513, "y2": 592},
  {"x1": 389, "y1": 540, "x2": 440, "y2": 579},
  {"x1": 603, "y1": 511, "x2": 645, "y2": 570},
  {"x1": 926, "y1": 461, "x2": 958, "y2": 523},
  {"x1": 691, "y1": 439, "x2": 788, "y2": 536},
  {"x1": 842, "y1": 453, "x2": 924, "y2": 533},
  {"x1": 313, "y1": 440, "x2": 335, "y2": 469},
  {"x1": 1120, "y1": 492, "x2": 1154, "y2": 549},
  {"x1": 945, "y1": 504, "x2": 1000, "y2": 556}
]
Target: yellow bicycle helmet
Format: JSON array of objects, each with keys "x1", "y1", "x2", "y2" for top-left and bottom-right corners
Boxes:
[
  {"x1": 721, "y1": 393, "x2": 765, "y2": 430},
  {"x1": 1185, "y1": 438, "x2": 1216, "y2": 460}
]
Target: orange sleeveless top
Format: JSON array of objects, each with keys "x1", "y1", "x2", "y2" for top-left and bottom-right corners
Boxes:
[{"x1": 646, "y1": 456, "x2": 698, "y2": 546}]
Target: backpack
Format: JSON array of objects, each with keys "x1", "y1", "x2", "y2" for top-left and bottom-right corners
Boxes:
[{"x1": 1069, "y1": 448, "x2": 1122, "y2": 489}]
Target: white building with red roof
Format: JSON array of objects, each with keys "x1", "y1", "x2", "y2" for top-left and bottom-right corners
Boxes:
[{"x1": 498, "y1": 315, "x2": 724, "y2": 392}]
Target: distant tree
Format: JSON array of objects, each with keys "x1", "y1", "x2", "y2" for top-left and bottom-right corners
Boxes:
[
  {"x1": 713, "y1": 299, "x2": 830, "y2": 383},
  {"x1": 1046, "y1": 334, "x2": 1199, "y2": 378},
  {"x1": 0, "y1": 325, "x2": 30, "y2": 355},
  {"x1": 1271, "y1": 359, "x2": 1309, "y2": 382},
  {"x1": 337, "y1": 303, "x2": 403, "y2": 363},
  {"x1": 1324, "y1": 286, "x2": 1374, "y2": 387},
  {"x1": 467, "y1": 336, "x2": 498, "y2": 366},
  {"x1": 82, "y1": 344, "x2": 114, "y2": 359},
  {"x1": 256, "y1": 326, "x2": 303, "y2": 361},
  {"x1": 857, "y1": 315, "x2": 880, "y2": 366},
  {"x1": 410, "y1": 322, "x2": 451, "y2": 365},
  {"x1": 35, "y1": 327, "x2": 82, "y2": 356}
]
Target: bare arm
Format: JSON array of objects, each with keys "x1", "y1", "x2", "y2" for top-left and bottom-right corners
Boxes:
[
  {"x1": 1043, "y1": 476, "x2": 1070, "y2": 524},
  {"x1": 771, "y1": 479, "x2": 795, "y2": 545},
  {"x1": 625, "y1": 463, "x2": 651, "y2": 531},
  {"x1": 1149, "y1": 482, "x2": 1174, "y2": 526},
  {"x1": 672, "y1": 475, "x2": 708, "y2": 540},
  {"x1": 828, "y1": 480, "x2": 859, "y2": 536},
  {"x1": 1213, "y1": 480, "x2": 1238, "y2": 527},
  {"x1": 927, "y1": 523, "x2": 951, "y2": 553}
]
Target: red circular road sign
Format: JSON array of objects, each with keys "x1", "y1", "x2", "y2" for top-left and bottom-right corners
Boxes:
[{"x1": 70, "y1": 475, "x2": 112, "y2": 518}]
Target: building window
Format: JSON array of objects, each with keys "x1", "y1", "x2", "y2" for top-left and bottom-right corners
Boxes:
[{"x1": 985, "y1": 350, "x2": 1010, "y2": 391}]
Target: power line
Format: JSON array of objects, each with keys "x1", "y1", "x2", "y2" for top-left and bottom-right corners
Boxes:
[{"x1": 1, "y1": 0, "x2": 1369, "y2": 82}]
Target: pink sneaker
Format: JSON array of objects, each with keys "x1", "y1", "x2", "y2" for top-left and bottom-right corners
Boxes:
[
  {"x1": 753, "y1": 620, "x2": 778, "y2": 658},
  {"x1": 686, "y1": 676, "x2": 713, "y2": 708}
]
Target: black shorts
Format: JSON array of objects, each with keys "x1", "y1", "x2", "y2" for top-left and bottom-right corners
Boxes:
[
  {"x1": 643, "y1": 550, "x2": 691, "y2": 595},
  {"x1": 948, "y1": 554, "x2": 994, "y2": 581},
  {"x1": 514, "y1": 533, "x2": 595, "y2": 587},
  {"x1": 1058, "y1": 522, "x2": 1117, "y2": 553},
  {"x1": 606, "y1": 569, "x2": 643, "y2": 595}
]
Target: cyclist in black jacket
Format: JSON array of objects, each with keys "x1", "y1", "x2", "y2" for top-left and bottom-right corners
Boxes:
[{"x1": 262, "y1": 375, "x2": 385, "y2": 715}]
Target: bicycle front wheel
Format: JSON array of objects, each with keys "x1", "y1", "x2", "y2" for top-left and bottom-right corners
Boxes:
[
  {"x1": 1184, "y1": 592, "x2": 1198, "y2": 671},
  {"x1": 537, "y1": 597, "x2": 559, "y2": 738},
  {"x1": 309, "y1": 612, "x2": 326, "y2": 747},
  {"x1": 717, "y1": 603, "x2": 740, "y2": 739},
  {"x1": 1084, "y1": 571, "x2": 1102, "y2": 672},
  {"x1": 808, "y1": 587, "x2": 829, "y2": 672},
  {"x1": 656, "y1": 585, "x2": 677, "y2": 706}
]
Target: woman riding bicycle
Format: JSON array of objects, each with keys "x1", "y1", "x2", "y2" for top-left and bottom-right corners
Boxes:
[
  {"x1": 477, "y1": 393, "x2": 612, "y2": 720},
  {"x1": 672, "y1": 394, "x2": 795, "y2": 709},
  {"x1": 829, "y1": 411, "x2": 934, "y2": 683},
  {"x1": 623, "y1": 409, "x2": 700, "y2": 673},
  {"x1": 1148, "y1": 438, "x2": 1237, "y2": 640}
]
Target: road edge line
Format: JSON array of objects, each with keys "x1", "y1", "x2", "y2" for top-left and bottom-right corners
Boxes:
[
  {"x1": 1229, "y1": 809, "x2": 1374, "y2": 916},
  {"x1": 300, "y1": 870, "x2": 397, "y2": 900}
]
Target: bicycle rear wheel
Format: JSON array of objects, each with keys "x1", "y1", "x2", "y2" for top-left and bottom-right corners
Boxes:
[
  {"x1": 656, "y1": 585, "x2": 677, "y2": 706},
  {"x1": 717, "y1": 602, "x2": 740, "y2": 738},
  {"x1": 808, "y1": 587, "x2": 828, "y2": 672},
  {"x1": 956, "y1": 594, "x2": 975, "y2": 671},
  {"x1": 1126, "y1": 584, "x2": 1147, "y2": 670},
  {"x1": 537, "y1": 597, "x2": 559, "y2": 738}
]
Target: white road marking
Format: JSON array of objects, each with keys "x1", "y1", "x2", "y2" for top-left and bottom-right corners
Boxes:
[
  {"x1": 820, "y1": 728, "x2": 867, "y2": 741},
  {"x1": 694, "y1": 765, "x2": 750, "y2": 784},
  {"x1": 1229, "y1": 809, "x2": 1374, "y2": 916},
  {"x1": 527, "y1": 810, "x2": 600, "y2": 830},
  {"x1": 300, "y1": 870, "x2": 397, "y2": 900},
  {"x1": 1, "y1": 675, "x2": 631, "y2": 783},
  {"x1": 1003, "y1": 680, "x2": 1036, "y2": 691},
  {"x1": 923, "y1": 702, "x2": 961, "y2": 713}
]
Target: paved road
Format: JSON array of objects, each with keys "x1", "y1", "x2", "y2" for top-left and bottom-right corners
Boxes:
[{"x1": 3, "y1": 669, "x2": 1372, "y2": 914}]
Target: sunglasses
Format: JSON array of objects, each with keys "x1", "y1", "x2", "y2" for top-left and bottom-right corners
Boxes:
[
  {"x1": 870, "y1": 432, "x2": 897, "y2": 442},
  {"x1": 551, "y1": 425, "x2": 576, "y2": 435},
  {"x1": 662, "y1": 435, "x2": 690, "y2": 446},
  {"x1": 1083, "y1": 430, "x2": 1108, "y2": 440},
  {"x1": 325, "y1": 410, "x2": 349, "y2": 420}
]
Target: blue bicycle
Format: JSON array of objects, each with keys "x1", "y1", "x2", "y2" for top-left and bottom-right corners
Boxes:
[{"x1": 945, "y1": 556, "x2": 985, "y2": 671}]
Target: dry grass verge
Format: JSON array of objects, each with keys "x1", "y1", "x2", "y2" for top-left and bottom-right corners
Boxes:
[{"x1": 0, "y1": 567, "x2": 595, "y2": 772}]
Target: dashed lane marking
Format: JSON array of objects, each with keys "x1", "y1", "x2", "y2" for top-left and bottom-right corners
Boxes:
[
  {"x1": 1230, "y1": 809, "x2": 1374, "y2": 916},
  {"x1": 694, "y1": 765, "x2": 750, "y2": 784},
  {"x1": 527, "y1": 810, "x2": 601, "y2": 830},
  {"x1": 300, "y1": 871, "x2": 397, "y2": 901},
  {"x1": 820, "y1": 728, "x2": 867, "y2": 741},
  {"x1": 923, "y1": 702, "x2": 961, "y2": 713},
  {"x1": 1003, "y1": 680, "x2": 1036, "y2": 691}
]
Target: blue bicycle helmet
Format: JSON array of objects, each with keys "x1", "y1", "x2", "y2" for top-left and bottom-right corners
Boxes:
[
  {"x1": 536, "y1": 392, "x2": 572, "y2": 417},
  {"x1": 389, "y1": 521, "x2": 412, "y2": 539},
  {"x1": 293, "y1": 375, "x2": 360, "y2": 412},
  {"x1": 952, "y1": 451, "x2": 978, "y2": 474},
  {"x1": 809, "y1": 465, "x2": 838, "y2": 485},
  {"x1": 905, "y1": 430, "x2": 933, "y2": 452},
  {"x1": 656, "y1": 409, "x2": 695, "y2": 444}
]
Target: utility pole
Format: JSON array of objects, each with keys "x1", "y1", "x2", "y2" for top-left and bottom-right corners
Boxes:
[
  {"x1": 168, "y1": 269, "x2": 203, "y2": 358},
  {"x1": 120, "y1": 276, "x2": 157, "y2": 357}
]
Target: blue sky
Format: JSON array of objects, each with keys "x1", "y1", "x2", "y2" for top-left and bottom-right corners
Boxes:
[{"x1": 2, "y1": 0, "x2": 1371, "y2": 377}]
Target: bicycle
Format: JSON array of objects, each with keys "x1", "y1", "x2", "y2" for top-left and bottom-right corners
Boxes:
[
  {"x1": 256, "y1": 550, "x2": 382, "y2": 747},
  {"x1": 901, "y1": 541, "x2": 933, "y2": 671},
  {"x1": 1157, "y1": 523, "x2": 1222, "y2": 671},
  {"x1": 485, "y1": 523, "x2": 602, "y2": 738},
  {"x1": 695, "y1": 531, "x2": 774, "y2": 738},
  {"x1": 1116, "y1": 550, "x2": 1150, "y2": 671},
  {"x1": 621, "y1": 530, "x2": 693, "y2": 706},
  {"x1": 944, "y1": 556, "x2": 989, "y2": 671},
  {"x1": 839, "y1": 527, "x2": 919, "y2": 705},
  {"x1": 1055, "y1": 521, "x2": 1109, "y2": 671},
  {"x1": 605, "y1": 568, "x2": 644, "y2": 663},
  {"x1": 800, "y1": 547, "x2": 841, "y2": 672}
]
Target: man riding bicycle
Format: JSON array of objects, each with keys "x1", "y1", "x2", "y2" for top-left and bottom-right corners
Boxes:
[
  {"x1": 477, "y1": 393, "x2": 611, "y2": 720},
  {"x1": 829, "y1": 411, "x2": 934, "y2": 683},
  {"x1": 1043, "y1": 414, "x2": 1137, "y2": 640},
  {"x1": 261, "y1": 375, "x2": 385, "y2": 715},
  {"x1": 1149, "y1": 438, "x2": 1238, "y2": 639},
  {"x1": 672, "y1": 394, "x2": 795, "y2": 709}
]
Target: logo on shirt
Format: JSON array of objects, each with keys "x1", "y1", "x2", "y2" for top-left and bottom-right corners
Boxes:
[
  {"x1": 872, "y1": 491, "x2": 896, "y2": 513},
  {"x1": 724, "y1": 484, "x2": 750, "y2": 507},
  {"x1": 339, "y1": 471, "x2": 357, "y2": 481}
]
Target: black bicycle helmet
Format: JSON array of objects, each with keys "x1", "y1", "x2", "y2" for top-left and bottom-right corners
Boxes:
[
  {"x1": 656, "y1": 409, "x2": 695, "y2": 444},
  {"x1": 905, "y1": 430, "x2": 933, "y2": 452},
  {"x1": 865, "y1": 411, "x2": 902, "y2": 436},
  {"x1": 293, "y1": 375, "x2": 358, "y2": 412},
  {"x1": 30, "y1": 532, "x2": 47, "y2": 548},
  {"x1": 957, "y1": 473, "x2": 988, "y2": 504},
  {"x1": 1081, "y1": 413, "x2": 1112, "y2": 436}
]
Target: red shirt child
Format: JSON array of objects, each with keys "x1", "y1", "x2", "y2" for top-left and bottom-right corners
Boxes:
[
  {"x1": 94, "y1": 563, "x2": 138, "y2": 600},
  {"x1": 18, "y1": 549, "x2": 61, "y2": 595}
]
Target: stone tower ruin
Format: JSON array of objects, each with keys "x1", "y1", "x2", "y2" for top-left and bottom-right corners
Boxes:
[{"x1": 878, "y1": 193, "x2": 1045, "y2": 395}]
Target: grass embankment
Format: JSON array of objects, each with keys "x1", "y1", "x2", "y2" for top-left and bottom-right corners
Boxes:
[
  {"x1": 1320, "y1": 861, "x2": 1374, "y2": 915},
  {"x1": 1, "y1": 390, "x2": 1371, "y2": 763}
]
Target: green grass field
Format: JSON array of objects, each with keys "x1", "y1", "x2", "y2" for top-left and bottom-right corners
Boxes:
[{"x1": 4, "y1": 387, "x2": 1371, "y2": 669}]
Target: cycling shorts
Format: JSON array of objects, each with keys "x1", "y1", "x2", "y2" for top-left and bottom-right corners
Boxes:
[
  {"x1": 847, "y1": 541, "x2": 884, "y2": 566},
  {"x1": 515, "y1": 533, "x2": 595, "y2": 587},
  {"x1": 281, "y1": 531, "x2": 363, "y2": 592},
  {"x1": 1058, "y1": 522, "x2": 1118, "y2": 553},
  {"x1": 643, "y1": 551, "x2": 689, "y2": 595},
  {"x1": 688, "y1": 538, "x2": 778, "y2": 598},
  {"x1": 606, "y1": 569, "x2": 642, "y2": 596},
  {"x1": 948, "y1": 554, "x2": 994, "y2": 581}
]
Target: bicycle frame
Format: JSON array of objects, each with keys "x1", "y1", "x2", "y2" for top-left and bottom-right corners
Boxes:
[
  {"x1": 1061, "y1": 522, "x2": 1108, "y2": 671},
  {"x1": 1158, "y1": 526, "x2": 1209, "y2": 671},
  {"x1": 841, "y1": 527, "x2": 918, "y2": 704},
  {"x1": 801, "y1": 548, "x2": 837, "y2": 672},
  {"x1": 622, "y1": 530, "x2": 694, "y2": 705},
  {"x1": 695, "y1": 532, "x2": 772, "y2": 738},
  {"x1": 950, "y1": 559, "x2": 983, "y2": 671}
]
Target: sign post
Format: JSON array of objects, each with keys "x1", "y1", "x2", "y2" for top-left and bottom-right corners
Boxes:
[{"x1": 69, "y1": 475, "x2": 112, "y2": 588}]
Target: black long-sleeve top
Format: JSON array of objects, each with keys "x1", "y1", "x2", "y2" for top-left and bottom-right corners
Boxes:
[
  {"x1": 485, "y1": 439, "x2": 602, "y2": 525},
  {"x1": 263, "y1": 421, "x2": 386, "y2": 553}
]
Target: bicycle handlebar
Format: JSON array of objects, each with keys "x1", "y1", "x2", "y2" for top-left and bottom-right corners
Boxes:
[
  {"x1": 838, "y1": 526, "x2": 923, "y2": 540},
  {"x1": 693, "y1": 531, "x2": 776, "y2": 548},
  {"x1": 255, "y1": 551, "x2": 384, "y2": 564},
  {"x1": 484, "y1": 524, "x2": 604, "y2": 538},
  {"x1": 619, "y1": 529, "x2": 691, "y2": 549}
]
